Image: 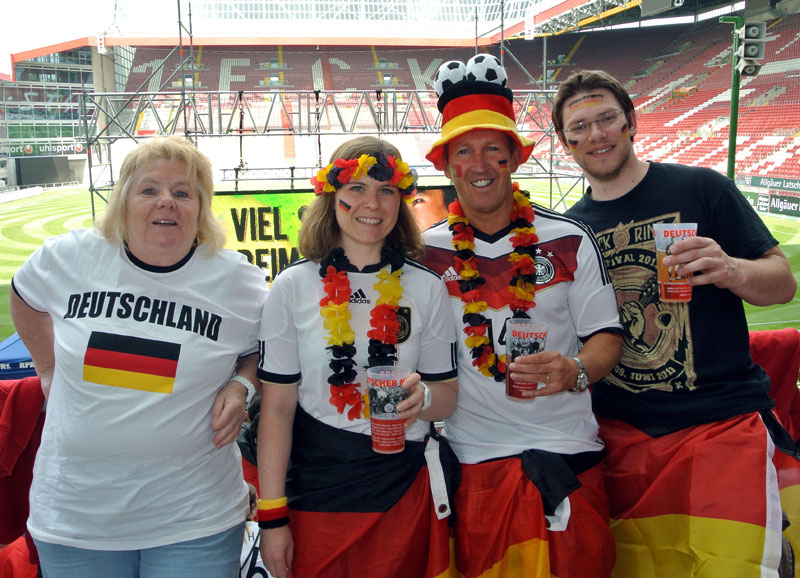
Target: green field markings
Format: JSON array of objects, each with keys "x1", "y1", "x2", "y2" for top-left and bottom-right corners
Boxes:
[
  {"x1": 744, "y1": 215, "x2": 800, "y2": 329},
  {"x1": 0, "y1": 222, "x2": 50, "y2": 249},
  {"x1": 0, "y1": 245, "x2": 39, "y2": 258},
  {"x1": 0, "y1": 284, "x2": 11, "y2": 342}
]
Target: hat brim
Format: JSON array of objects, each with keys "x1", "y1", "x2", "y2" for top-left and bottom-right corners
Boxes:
[{"x1": 426, "y1": 124, "x2": 535, "y2": 172}]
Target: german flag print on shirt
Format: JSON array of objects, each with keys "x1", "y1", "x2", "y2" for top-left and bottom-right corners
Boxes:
[{"x1": 82, "y1": 331, "x2": 181, "y2": 394}]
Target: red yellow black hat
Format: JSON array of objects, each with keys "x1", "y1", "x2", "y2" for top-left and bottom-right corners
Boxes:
[{"x1": 426, "y1": 55, "x2": 534, "y2": 171}]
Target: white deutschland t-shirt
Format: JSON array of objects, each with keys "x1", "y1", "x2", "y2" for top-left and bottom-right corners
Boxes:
[{"x1": 13, "y1": 228, "x2": 268, "y2": 550}]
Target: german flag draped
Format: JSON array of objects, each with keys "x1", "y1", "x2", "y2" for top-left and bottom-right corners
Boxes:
[
  {"x1": 285, "y1": 406, "x2": 456, "y2": 578},
  {"x1": 599, "y1": 413, "x2": 784, "y2": 577},
  {"x1": 452, "y1": 455, "x2": 614, "y2": 578},
  {"x1": 82, "y1": 332, "x2": 180, "y2": 394},
  {"x1": 750, "y1": 328, "x2": 800, "y2": 578}
]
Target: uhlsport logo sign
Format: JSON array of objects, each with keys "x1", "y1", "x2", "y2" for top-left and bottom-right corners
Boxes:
[{"x1": 8, "y1": 141, "x2": 87, "y2": 156}]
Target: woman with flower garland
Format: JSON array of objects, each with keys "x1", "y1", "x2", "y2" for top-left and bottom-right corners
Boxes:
[{"x1": 256, "y1": 136, "x2": 459, "y2": 578}]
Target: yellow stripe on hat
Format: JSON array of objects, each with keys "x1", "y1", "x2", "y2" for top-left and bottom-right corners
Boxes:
[
  {"x1": 441, "y1": 109, "x2": 519, "y2": 141},
  {"x1": 427, "y1": 109, "x2": 535, "y2": 170}
]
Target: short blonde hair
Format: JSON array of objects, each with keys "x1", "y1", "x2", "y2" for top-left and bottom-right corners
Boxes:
[
  {"x1": 298, "y1": 136, "x2": 424, "y2": 262},
  {"x1": 97, "y1": 136, "x2": 226, "y2": 252}
]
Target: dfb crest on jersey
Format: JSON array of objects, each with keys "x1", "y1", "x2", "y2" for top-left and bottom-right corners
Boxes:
[
  {"x1": 534, "y1": 255, "x2": 555, "y2": 285},
  {"x1": 466, "y1": 54, "x2": 507, "y2": 87},
  {"x1": 434, "y1": 61, "x2": 467, "y2": 96},
  {"x1": 396, "y1": 307, "x2": 411, "y2": 343}
]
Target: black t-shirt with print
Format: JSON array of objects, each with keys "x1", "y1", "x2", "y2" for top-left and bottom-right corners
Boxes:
[{"x1": 566, "y1": 162, "x2": 777, "y2": 436}]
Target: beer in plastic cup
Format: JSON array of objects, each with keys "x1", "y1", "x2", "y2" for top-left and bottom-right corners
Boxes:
[
  {"x1": 366, "y1": 365, "x2": 410, "y2": 454},
  {"x1": 653, "y1": 222, "x2": 698, "y2": 302},
  {"x1": 505, "y1": 318, "x2": 548, "y2": 402}
]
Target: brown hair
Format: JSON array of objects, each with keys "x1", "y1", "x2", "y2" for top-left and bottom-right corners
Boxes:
[
  {"x1": 298, "y1": 136, "x2": 424, "y2": 262},
  {"x1": 97, "y1": 136, "x2": 226, "y2": 251},
  {"x1": 552, "y1": 70, "x2": 636, "y2": 140}
]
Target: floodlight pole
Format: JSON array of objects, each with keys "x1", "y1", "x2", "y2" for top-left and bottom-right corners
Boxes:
[
  {"x1": 500, "y1": 0, "x2": 505, "y2": 67},
  {"x1": 721, "y1": 15, "x2": 744, "y2": 180},
  {"x1": 475, "y1": 8, "x2": 479, "y2": 54}
]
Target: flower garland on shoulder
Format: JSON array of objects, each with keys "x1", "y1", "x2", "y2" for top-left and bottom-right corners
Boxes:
[
  {"x1": 319, "y1": 245, "x2": 405, "y2": 420},
  {"x1": 311, "y1": 153, "x2": 417, "y2": 198},
  {"x1": 448, "y1": 182, "x2": 538, "y2": 382}
]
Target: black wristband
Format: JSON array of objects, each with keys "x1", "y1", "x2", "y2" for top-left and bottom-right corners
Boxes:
[{"x1": 258, "y1": 516, "x2": 290, "y2": 529}]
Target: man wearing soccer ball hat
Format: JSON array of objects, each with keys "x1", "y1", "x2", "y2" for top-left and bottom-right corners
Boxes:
[{"x1": 422, "y1": 54, "x2": 623, "y2": 578}]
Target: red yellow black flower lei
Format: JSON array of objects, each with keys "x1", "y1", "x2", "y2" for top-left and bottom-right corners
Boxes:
[
  {"x1": 319, "y1": 246, "x2": 405, "y2": 419},
  {"x1": 311, "y1": 153, "x2": 416, "y2": 197},
  {"x1": 448, "y1": 183, "x2": 538, "y2": 382}
]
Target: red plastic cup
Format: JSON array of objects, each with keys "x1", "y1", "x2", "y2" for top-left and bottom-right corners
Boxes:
[
  {"x1": 505, "y1": 318, "x2": 548, "y2": 402},
  {"x1": 366, "y1": 365, "x2": 410, "y2": 454}
]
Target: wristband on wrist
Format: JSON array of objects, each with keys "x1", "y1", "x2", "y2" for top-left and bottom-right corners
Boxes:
[
  {"x1": 230, "y1": 375, "x2": 256, "y2": 405},
  {"x1": 420, "y1": 381, "x2": 432, "y2": 412},
  {"x1": 257, "y1": 497, "x2": 290, "y2": 529}
]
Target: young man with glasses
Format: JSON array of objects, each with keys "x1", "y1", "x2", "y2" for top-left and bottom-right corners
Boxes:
[{"x1": 557, "y1": 69, "x2": 798, "y2": 577}]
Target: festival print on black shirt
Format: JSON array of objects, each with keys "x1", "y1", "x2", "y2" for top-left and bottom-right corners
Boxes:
[{"x1": 592, "y1": 213, "x2": 697, "y2": 394}]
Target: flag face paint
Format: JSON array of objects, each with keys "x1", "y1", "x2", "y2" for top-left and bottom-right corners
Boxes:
[
  {"x1": 567, "y1": 93, "x2": 605, "y2": 110},
  {"x1": 621, "y1": 123, "x2": 630, "y2": 138},
  {"x1": 450, "y1": 165, "x2": 463, "y2": 178},
  {"x1": 338, "y1": 199, "x2": 352, "y2": 214},
  {"x1": 82, "y1": 331, "x2": 180, "y2": 394},
  {"x1": 498, "y1": 159, "x2": 509, "y2": 171},
  {"x1": 567, "y1": 139, "x2": 579, "y2": 150}
]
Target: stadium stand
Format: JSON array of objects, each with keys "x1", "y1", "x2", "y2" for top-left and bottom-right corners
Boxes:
[{"x1": 4, "y1": 12, "x2": 799, "y2": 185}]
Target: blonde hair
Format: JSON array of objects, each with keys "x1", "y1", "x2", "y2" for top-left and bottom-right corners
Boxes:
[
  {"x1": 298, "y1": 136, "x2": 424, "y2": 262},
  {"x1": 97, "y1": 136, "x2": 226, "y2": 252}
]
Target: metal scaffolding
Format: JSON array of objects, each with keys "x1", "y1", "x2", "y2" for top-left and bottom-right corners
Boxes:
[
  {"x1": 80, "y1": 84, "x2": 584, "y2": 208},
  {"x1": 80, "y1": 1, "x2": 584, "y2": 217}
]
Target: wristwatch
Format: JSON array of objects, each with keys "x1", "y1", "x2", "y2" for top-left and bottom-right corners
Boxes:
[
  {"x1": 420, "y1": 381, "x2": 432, "y2": 411},
  {"x1": 569, "y1": 357, "x2": 589, "y2": 393}
]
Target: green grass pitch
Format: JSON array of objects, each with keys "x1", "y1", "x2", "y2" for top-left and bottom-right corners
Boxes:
[{"x1": 1, "y1": 182, "x2": 798, "y2": 340}]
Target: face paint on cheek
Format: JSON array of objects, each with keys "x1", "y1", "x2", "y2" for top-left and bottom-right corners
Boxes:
[
  {"x1": 338, "y1": 199, "x2": 352, "y2": 214},
  {"x1": 567, "y1": 139, "x2": 579, "y2": 151},
  {"x1": 450, "y1": 165, "x2": 463, "y2": 178},
  {"x1": 498, "y1": 159, "x2": 509, "y2": 171},
  {"x1": 621, "y1": 123, "x2": 629, "y2": 137}
]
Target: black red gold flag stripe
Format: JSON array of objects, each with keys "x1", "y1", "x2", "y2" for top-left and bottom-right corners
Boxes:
[
  {"x1": 600, "y1": 414, "x2": 783, "y2": 577},
  {"x1": 82, "y1": 331, "x2": 180, "y2": 394}
]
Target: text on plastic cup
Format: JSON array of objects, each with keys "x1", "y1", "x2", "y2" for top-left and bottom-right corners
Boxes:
[
  {"x1": 657, "y1": 228, "x2": 698, "y2": 239},
  {"x1": 511, "y1": 329, "x2": 547, "y2": 339}
]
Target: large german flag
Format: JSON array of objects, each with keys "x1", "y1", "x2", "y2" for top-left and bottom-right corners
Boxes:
[
  {"x1": 453, "y1": 457, "x2": 614, "y2": 578},
  {"x1": 284, "y1": 406, "x2": 456, "y2": 578},
  {"x1": 82, "y1": 332, "x2": 180, "y2": 394},
  {"x1": 599, "y1": 414, "x2": 783, "y2": 577}
]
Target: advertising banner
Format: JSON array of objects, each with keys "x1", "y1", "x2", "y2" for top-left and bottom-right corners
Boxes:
[
  {"x1": 768, "y1": 194, "x2": 800, "y2": 218},
  {"x1": 212, "y1": 190, "x2": 315, "y2": 282},
  {"x1": 739, "y1": 175, "x2": 800, "y2": 194},
  {"x1": 8, "y1": 141, "x2": 86, "y2": 157}
]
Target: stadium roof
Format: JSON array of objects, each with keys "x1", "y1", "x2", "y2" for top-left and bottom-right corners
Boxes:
[{"x1": 3, "y1": 0, "x2": 798, "y2": 79}]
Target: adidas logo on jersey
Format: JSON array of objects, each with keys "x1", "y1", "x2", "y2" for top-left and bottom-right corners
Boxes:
[
  {"x1": 349, "y1": 288, "x2": 370, "y2": 304},
  {"x1": 442, "y1": 266, "x2": 459, "y2": 283}
]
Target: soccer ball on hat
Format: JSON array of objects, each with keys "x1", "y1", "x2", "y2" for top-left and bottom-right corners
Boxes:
[
  {"x1": 466, "y1": 54, "x2": 507, "y2": 87},
  {"x1": 434, "y1": 60, "x2": 467, "y2": 96}
]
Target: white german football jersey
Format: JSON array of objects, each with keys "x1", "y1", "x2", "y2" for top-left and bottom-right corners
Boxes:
[
  {"x1": 423, "y1": 205, "x2": 621, "y2": 463},
  {"x1": 258, "y1": 256, "x2": 457, "y2": 442}
]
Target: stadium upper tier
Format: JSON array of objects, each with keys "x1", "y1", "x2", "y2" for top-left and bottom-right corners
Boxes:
[{"x1": 114, "y1": 13, "x2": 800, "y2": 179}]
